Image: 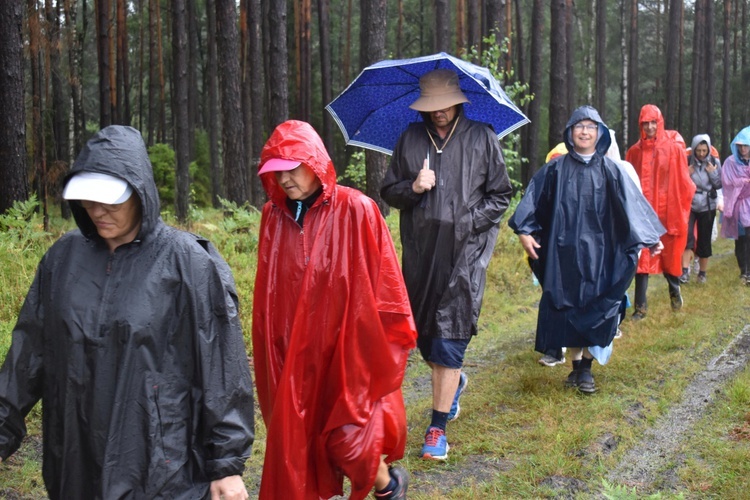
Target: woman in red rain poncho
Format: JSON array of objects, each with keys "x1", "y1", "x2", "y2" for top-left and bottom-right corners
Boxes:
[
  {"x1": 625, "y1": 104, "x2": 695, "y2": 318},
  {"x1": 252, "y1": 120, "x2": 417, "y2": 500}
]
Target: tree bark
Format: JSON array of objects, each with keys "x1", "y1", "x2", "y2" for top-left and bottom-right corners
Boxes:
[
  {"x1": 148, "y1": 0, "x2": 157, "y2": 145},
  {"x1": 565, "y1": 0, "x2": 575, "y2": 113},
  {"x1": 595, "y1": 0, "x2": 607, "y2": 116},
  {"x1": 548, "y1": 0, "x2": 568, "y2": 152},
  {"x1": 215, "y1": 0, "x2": 249, "y2": 203},
  {"x1": 664, "y1": 0, "x2": 682, "y2": 129},
  {"x1": 721, "y1": 0, "x2": 732, "y2": 158},
  {"x1": 434, "y1": 0, "x2": 450, "y2": 52},
  {"x1": 704, "y1": 0, "x2": 715, "y2": 136},
  {"x1": 205, "y1": 0, "x2": 223, "y2": 207},
  {"x1": 172, "y1": 0, "x2": 190, "y2": 222},
  {"x1": 521, "y1": 0, "x2": 543, "y2": 186},
  {"x1": 96, "y1": 0, "x2": 112, "y2": 127},
  {"x1": 268, "y1": 0, "x2": 289, "y2": 128},
  {"x1": 317, "y1": 0, "x2": 335, "y2": 155},
  {"x1": 117, "y1": 0, "x2": 131, "y2": 125},
  {"x1": 249, "y1": 0, "x2": 265, "y2": 206},
  {"x1": 467, "y1": 0, "x2": 480, "y2": 53},
  {"x1": 360, "y1": 0, "x2": 389, "y2": 214},
  {"x1": 690, "y1": 0, "x2": 706, "y2": 135},
  {"x1": 627, "y1": 0, "x2": 639, "y2": 146},
  {"x1": 0, "y1": 0, "x2": 28, "y2": 214}
]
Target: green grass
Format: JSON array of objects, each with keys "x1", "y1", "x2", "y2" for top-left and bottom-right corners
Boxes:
[{"x1": 1, "y1": 207, "x2": 750, "y2": 498}]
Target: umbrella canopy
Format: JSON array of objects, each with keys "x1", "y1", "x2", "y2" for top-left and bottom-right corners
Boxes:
[{"x1": 325, "y1": 52, "x2": 529, "y2": 155}]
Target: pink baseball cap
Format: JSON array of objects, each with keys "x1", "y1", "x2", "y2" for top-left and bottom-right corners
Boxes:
[{"x1": 258, "y1": 158, "x2": 301, "y2": 175}]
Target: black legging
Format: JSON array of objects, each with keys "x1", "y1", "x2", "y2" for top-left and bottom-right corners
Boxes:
[
  {"x1": 634, "y1": 273, "x2": 681, "y2": 309},
  {"x1": 735, "y1": 228, "x2": 750, "y2": 276}
]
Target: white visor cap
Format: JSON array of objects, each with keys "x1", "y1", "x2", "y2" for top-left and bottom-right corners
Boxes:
[{"x1": 63, "y1": 172, "x2": 134, "y2": 204}]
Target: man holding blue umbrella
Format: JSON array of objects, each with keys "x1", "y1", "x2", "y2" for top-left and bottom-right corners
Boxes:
[{"x1": 381, "y1": 69, "x2": 512, "y2": 461}]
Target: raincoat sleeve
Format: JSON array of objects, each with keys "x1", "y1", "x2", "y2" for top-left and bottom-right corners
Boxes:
[
  {"x1": 380, "y1": 132, "x2": 426, "y2": 210},
  {"x1": 193, "y1": 243, "x2": 255, "y2": 480},
  {"x1": 508, "y1": 164, "x2": 552, "y2": 236},
  {"x1": 0, "y1": 260, "x2": 46, "y2": 460},
  {"x1": 669, "y1": 147, "x2": 695, "y2": 235},
  {"x1": 471, "y1": 129, "x2": 513, "y2": 233}
]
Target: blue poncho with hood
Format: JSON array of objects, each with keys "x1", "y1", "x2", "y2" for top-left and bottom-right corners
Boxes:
[
  {"x1": 0, "y1": 126, "x2": 254, "y2": 499},
  {"x1": 509, "y1": 106, "x2": 665, "y2": 352}
]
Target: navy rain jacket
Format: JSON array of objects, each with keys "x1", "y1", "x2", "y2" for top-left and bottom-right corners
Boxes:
[{"x1": 509, "y1": 106, "x2": 665, "y2": 351}]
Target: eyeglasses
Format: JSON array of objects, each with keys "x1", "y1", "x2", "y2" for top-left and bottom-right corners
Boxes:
[
  {"x1": 573, "y1": 123, "x2": 598, "y2": 132},
  {"x1": 76, "y1": 200, "x2": 128, "y2": 212}
]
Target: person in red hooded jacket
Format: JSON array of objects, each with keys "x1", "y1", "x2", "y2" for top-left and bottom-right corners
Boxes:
[
  {"x1": 625, "y1": 105, "x2": 695, "y2": 319},
  {"x1": 252, "y1": 120, "x2": 417, "y2": 500}
]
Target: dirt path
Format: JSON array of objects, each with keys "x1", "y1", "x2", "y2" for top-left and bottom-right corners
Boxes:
[{"x1": 607, "y1": 325, "x2": 750, "y2": 492}]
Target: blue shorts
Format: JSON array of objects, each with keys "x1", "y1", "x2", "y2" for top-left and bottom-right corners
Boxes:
[{"x1": 417, "y1": 336, "x2": 471, "y2": 369}]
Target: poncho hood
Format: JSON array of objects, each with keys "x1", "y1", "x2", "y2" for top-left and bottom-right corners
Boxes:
[
  {"x1": 691, "y1": 133, "x2": 712, "y2": 152},
  {"x1": 64, "y1": 125, "x2": 160, "y2": 242},
  {"x1": 563, "y1": 105, "x2": 611, "y2": 158},
  {"x1": 259, "y1": 120, "x2": 336, "y2": 205},
  {"x1": 638, "y1": 104, "x2": 666, "y2": 141},
  {"x1": 731, "y1": 126, "x2": 750, "y2": 163}
]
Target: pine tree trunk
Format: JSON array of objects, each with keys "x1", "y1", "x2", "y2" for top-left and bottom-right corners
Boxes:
[
  {"x1": 268, "y1": 0, "x2": 289, "y2": 127},
  {"x1": 627, "y1": 0, "x2": 639, "y2": 146},
  {"x1": 704, "y1": 0, "x2": 715, "y2": 136},
  {"x1": 172, "y1": 0, "x2": 190, "y2": 222},
  {"x1": 360, "y1": 0, "x2": 388, "y2": 214},
  {"x1": 522, "y1": 0, "x2": 543, "y2": 186},
  {"x1": 690, "y1": 0, "x2": 706, "y2": 135},
  {"x1": 96, "y1": 0, "x2": 112, "y2": 127},
  {"x1": 205, "y1": 0, "x2": 223, "y2": 207},
  {"x1": 249, "y1": 0, "x2": 265, "y2": 207},
  {"x1": 0, "y1": 0, "x2": 29, "y2": 214},
  {"x1": 434, "y1": 0, "x2": 450, "y2": 52},
  {"x1": 664, "y1": 0, "x2": 682, "y2": 129},
  {"x1": 720, "y1": 0, "x2": 732, "y2": 157},
  {"x1": 215, "y1": 0, "x2": 249, "y2": 203},
  {"x1": 595, "y1": 0, "x2": 607, "y2": 116},
  {"x1": 548, "y1": 0, "x2": 568, "y2": 151},
  {"x1": 317, "y1": 0, "x2": 335, "y2": 157}
]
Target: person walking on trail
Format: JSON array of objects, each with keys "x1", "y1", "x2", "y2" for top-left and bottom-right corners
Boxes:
[
  {"x1": 380, "y1": 69, "x2": 512, "y2": 460},
  {"x1": 509, "y1": 106, "x2": 665, "y2": 393},
  {"x1": 0, "y1": 125, "x2": 255, "y2": 499},
  {"x1": 253, "y1": 120, "x2": 416, "y2": 500},
  {"x1": 680, "y1": 134, "x2": 722, "y2": 284},
  {"x1": 719, "y1": 126, "x2": 750, "y2": 285},
  {"x1": 625, "y1": 104, "x2": 695, "y2": 320}
]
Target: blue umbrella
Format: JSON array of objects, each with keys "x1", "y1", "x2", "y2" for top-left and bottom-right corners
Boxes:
[{"x1": 325, "y1": 52, "x2": 529, "y2": 155}]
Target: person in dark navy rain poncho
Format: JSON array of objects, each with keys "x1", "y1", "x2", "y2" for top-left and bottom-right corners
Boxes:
[
  {"x1": 509, "y1": 106, "x2": 665, "y2": 393},
  {"x1": 0, "y1": 125, "x2": 254, "y2": 499}
]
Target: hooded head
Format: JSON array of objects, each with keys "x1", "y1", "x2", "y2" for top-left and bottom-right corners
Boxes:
[
  {"x1": 731, "y1": 126, "x2": 750, "y2": 163},
  {"x1": 689, "y1": 133, "x2": 713, "y2": 162},
  {"x1": 259, "y1": 120, "x2": 337, "y2": 205},
  {"x1": 563, "y1": 105, "x2": 611, "y2": 157},
  {"x1": 63, "y1": 125, "x2": 160, "y2": 242},
  {"x1": 638, "y1": 104, "x2": 666, "y2": 141}
]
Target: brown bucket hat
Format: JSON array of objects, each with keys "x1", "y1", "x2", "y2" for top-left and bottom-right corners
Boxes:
[{"x1": 409, "y1": 69, "x2": 469, "y2": 112}]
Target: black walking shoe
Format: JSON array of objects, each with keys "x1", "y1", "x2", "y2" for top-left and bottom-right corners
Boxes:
[
  {"x1": 576, "y1": 369, "x2": 596, "y2": 394},
  {"x1": 670, "y1": 289, "x2": 683, "y2": 311},
  {"x1": 375, "y1": 466, "x2": 409, "y2": 499},
  {"x1": 564, "y1": 359, "x2": 581, "y2": 388},
  {"x1": 632, "y1": 306, "x2": 647, "y2": 320}
]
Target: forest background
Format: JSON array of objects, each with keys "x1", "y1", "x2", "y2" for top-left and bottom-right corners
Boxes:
[{"x1": 0, "y1": 0, "x2": 749, "y2": 224}]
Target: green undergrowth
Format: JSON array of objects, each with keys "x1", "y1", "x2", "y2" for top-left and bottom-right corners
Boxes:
[{"x1": 1, "y1": 203, "x2": 750, "y2": 498}]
